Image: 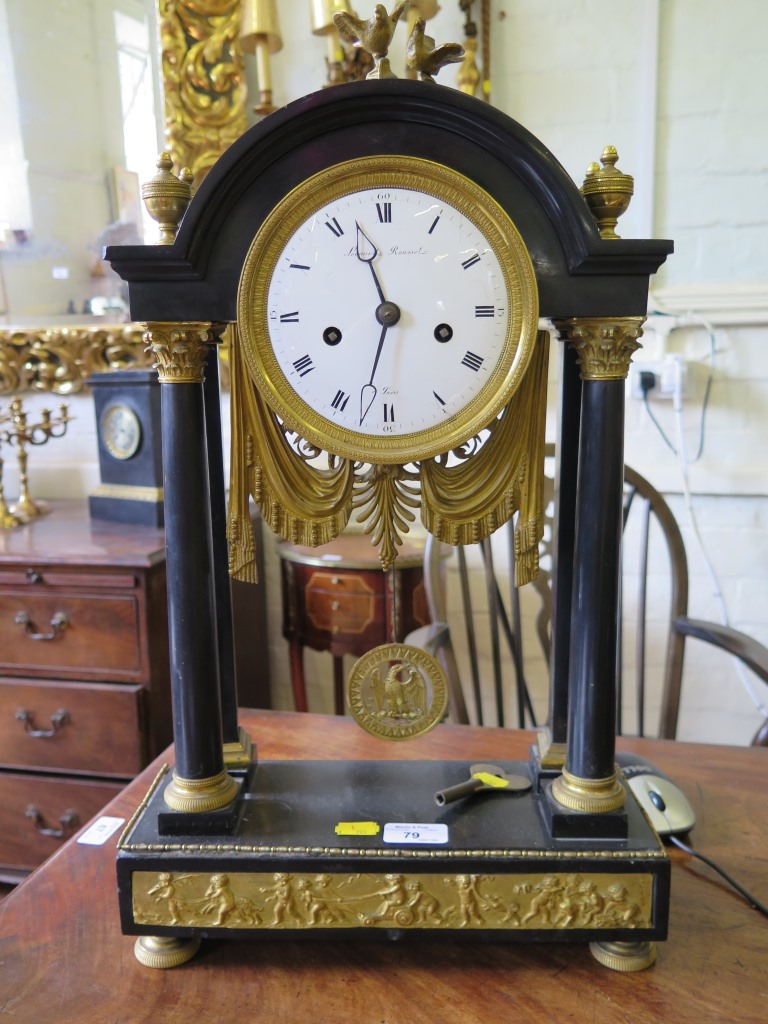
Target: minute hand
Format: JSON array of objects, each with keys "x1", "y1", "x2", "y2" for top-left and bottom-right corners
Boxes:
[{"x1": 359, "y1": 322, "x2": 389, "y2": 426}]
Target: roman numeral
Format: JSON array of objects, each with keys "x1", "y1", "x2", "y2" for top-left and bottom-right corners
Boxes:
[
  {"x1": 462, "y1": 351, "x2": 484, "y2": 372},
  {"x1": 292, "y1": 354, "x2": 315, "y2": 377},
  {"x1": 280, "y1": 311, "x2": 300, "y2": 323},
  {"x1": 325, "y1": 217, "x2": 344, "y2": 237},
  {"x1": 289, "y1": 263, "x2": 310, "y2": 271},
  {"x1": 383, "y1": 403, "x2": 395, "y2": 423},
  {"x1": 376, "y1": 202, "x2": 392, "y2": 223},
  {"x1": 331, "y1": 390, "x2": 349, "y2": 411},
  {"x1": 428, "y1": 215, "x2": 441, "y2": 235},
  {"x1": 461, "y1": 253, "x2": 481, "y2": 270},
  {"x1": 475, "y1": 305, "x2": 494, "y2": 317}
]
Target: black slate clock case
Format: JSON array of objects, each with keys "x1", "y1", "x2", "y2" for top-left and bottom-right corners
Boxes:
[
  {"x1": 109, "y1": 81, "x2": 668, "y2": 323},
  {"x1": 89, "y1": 369, "x2": 164, "y2": 526},
  {"x1": 106, "y1": 80, "x2": 674, "y2": 963}
]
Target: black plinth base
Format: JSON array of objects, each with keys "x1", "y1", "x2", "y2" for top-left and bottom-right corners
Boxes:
[
  {"x1": 157, "y1": 772, "x2": 252, "y2": 837},
  {"x1": 117, "y1": 760, "x2": 669, "y2": 944},
  {"x1": 89, "y1": 492, "x2": 164, "y2": 527},
  {"x1": 539, "y1": 783, "x2": 630, "y2": 840}
]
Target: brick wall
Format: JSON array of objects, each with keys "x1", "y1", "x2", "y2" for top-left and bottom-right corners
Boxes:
[
  {"x1": 255, "y1": 1, "x2": 768, "y2": 743},
  {"x1": 6, "y1": 2, "x2": 764, "y2": 744}
]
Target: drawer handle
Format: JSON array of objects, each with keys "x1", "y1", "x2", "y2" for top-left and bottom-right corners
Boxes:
[
  {"x1": 25, "y1": 804, "x2": 79, "y2": 839},
  {"x1": 14, "y1": 610, "x2": 69, "y2": 640},
  {"x1": 15, "y1": 706, "x2": 70, "y2": 738},
  {"x1": 26, "y1": 568, "x2": 43, "y2": 584}
]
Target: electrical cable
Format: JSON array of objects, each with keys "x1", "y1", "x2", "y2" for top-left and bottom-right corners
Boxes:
[
  {"x1": 641, "y1": 385, "x2": 678, "y2": 455},
  {"x1": 667, "y1": 834, "x2": 768, "y2": 918},
  {"x1": 671, "y1": 355, "x2": 768, "y2": 719},
  {"x1": 638, "y1": 315, "x2": 715, "y2": 463},
  {"x1": 639, "y1": 310, "x2": 767, "y2": 719},
  {"x1": 648, "y1": 789, "x2": 768, "y2": 918}
]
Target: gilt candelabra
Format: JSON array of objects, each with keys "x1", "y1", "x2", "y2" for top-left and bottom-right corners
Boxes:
[{"x1": 0, "y1": 397, "x2": 71, "y2": 528}]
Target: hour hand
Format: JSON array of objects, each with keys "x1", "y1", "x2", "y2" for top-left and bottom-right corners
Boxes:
[
  {"x1": 356, "y1": 222, "x2": 377, "y2": 263},
  {"x1": 356, "y1": 222, "x2": 385, "y2": 304}
]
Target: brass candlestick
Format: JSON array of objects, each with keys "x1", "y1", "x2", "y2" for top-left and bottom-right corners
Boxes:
[
  {"x1": 240, "y1": 0, "x2": 283, "y2": 115},
  {"x1": 311, "y1": 0, "x2": 356, "y2": 87},
  {"x1": 456, "y1": 0, "x2": 480, "y2": 96},
  {"x1": 0, "y1": 455, "x2": 20, "y2": 528},
  {"x1": 0, "y1": 397, "x2": 71, "y2": 527},
  {"x1": 0, "y1": 407, "x2": 20, "y2": 529}
]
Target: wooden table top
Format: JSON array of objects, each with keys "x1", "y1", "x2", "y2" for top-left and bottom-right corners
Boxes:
[
  {"x1": 0, "y1": 500, "x2": 165, "y2": 567},
  {"x1": 1, "y1": 711, "x2": 766, "y2": 1023}
]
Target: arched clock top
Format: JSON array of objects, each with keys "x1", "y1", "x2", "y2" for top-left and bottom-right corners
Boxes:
[{"x1": 106, "y1": 80, "x2": 671, "y2": 324}]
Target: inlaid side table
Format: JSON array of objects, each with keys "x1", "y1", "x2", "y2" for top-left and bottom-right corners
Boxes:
[{"x1": 278, "y1": 534, "x2": 429, "y2": 714}]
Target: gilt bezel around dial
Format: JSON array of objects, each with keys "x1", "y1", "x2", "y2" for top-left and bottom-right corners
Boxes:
[{"x1": 237, "y1": 156, "x2": 538, "y2": 464}]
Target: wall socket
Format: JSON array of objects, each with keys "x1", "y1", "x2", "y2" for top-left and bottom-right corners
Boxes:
[{"x1": 629, "y1": 354, "x2": 688, "y2": 400}]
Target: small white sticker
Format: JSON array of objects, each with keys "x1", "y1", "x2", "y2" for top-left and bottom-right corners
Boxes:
[
  {"x1": 52, "y1": 266, "x2": 70, "y2": 280},
  {"x1": 383, "y1": 822, "x2": 448, "y2": 845},
  {"x1": 77, "y1": 816, "x2": 125, "y2": 846}
]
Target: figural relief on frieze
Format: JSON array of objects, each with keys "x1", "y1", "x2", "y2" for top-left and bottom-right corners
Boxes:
[{"x1": 133, "y1": 869, "x2": 652, "y2": 931}]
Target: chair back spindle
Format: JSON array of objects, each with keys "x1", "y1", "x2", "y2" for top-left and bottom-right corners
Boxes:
[{"x1": 414, "y1": 458, "x2": 768, "y2": 744}]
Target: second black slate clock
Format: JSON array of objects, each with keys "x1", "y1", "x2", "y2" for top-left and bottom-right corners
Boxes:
[{"x1": 89, "y1": 369, "x2": 164, "y2": 526}]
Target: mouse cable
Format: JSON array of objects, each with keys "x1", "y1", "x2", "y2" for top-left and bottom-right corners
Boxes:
[{"x1": 667, "y1": 835, "x2": 768, "y2": 918}]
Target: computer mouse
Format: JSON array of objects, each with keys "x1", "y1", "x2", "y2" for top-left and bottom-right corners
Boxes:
[{"x1": 616, "y1": 752, "x2": 696, "y2": 836}]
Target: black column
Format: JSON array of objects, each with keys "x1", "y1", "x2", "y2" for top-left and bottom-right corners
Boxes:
[
  {"x1": 162, "y1": 379, "x2": 226, "y2": 782},
  {"x1": 547, "y1": 341, "x2": 582, "y2": 748},
  {"x1": 203, "y1": 348, "x2": 240, "y2": 745},
  {"x1": 565, "y1": 379, "x2": 625, "y2": 780}
]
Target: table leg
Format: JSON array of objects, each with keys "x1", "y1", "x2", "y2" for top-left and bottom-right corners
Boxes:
[
  {"x1": 333, "y1": 657, "x2": 345, "y2": 716},
  {"x1": 289, "y1": 641, "x2": 308, "y2": 713}
]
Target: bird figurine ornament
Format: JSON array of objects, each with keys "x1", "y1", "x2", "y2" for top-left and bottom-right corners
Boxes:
[
  {"x1": 334, "y1": 2, "x2": 409, "y2": 79},
  {"x1": 406, "y1": 17, "x2": 465, "y2": 82}
]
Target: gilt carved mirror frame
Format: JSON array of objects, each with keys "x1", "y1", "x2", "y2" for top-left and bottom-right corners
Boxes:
[{"x1": 0, "y1": 0, "x2": 246, "y2": 397}]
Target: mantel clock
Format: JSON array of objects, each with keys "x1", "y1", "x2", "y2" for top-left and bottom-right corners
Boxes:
[
  {"x1": 89, "y1": 369, "x2": 164, "y2": 527},
  {"x1": 106, "y1": 7, "x2": 672, "y2": 975}
]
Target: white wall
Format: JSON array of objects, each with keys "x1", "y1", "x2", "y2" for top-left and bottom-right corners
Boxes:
[
  {"x1": 1, "y1": 0, "x2": 134, "y2": 320},
  {"x1": 3, "y1": 1, "x2": 766, "y2": 744},
  {"x1": 251, "y1": 1, "x2": 768, "y2": 745}
]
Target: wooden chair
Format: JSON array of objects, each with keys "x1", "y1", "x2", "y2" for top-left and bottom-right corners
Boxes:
[{"x1": 410, "y1": 458, "x2": 768, "y2": 745}]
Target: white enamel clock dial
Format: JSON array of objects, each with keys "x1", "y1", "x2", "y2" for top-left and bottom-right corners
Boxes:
[
  {"x1": 101, "y1": 402, "x2": 141, "y2": 460},
  {"x1": 238, "y1": 157, "x2": 538, "y2": 464}
]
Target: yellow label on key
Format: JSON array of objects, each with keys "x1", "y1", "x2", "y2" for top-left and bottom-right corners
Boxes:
[
  {"x1": 334, "y1": 821, "x2": 381, "y2": 836},
  {"x1": 472, "y1": 772, "x2": 509, "y2": 789}
]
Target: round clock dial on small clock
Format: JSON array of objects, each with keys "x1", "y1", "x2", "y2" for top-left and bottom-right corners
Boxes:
[
  {"x1": 238, "y1": 156, "x2": 538, "y2": 465},
  {"x1": 100, "y1": 403, "x2": 142, "y2": 460}
]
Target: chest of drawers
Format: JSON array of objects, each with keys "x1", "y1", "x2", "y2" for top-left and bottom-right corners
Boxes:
[{"x1": 0, "y1": 502, "x2": 171, "y2": 882}]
